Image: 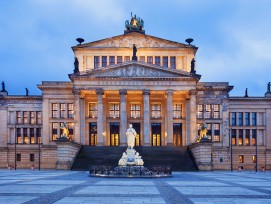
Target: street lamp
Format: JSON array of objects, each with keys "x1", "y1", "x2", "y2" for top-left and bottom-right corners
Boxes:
[
  {"x1": 14, "y1": 127, "x2": 17, "y2": 170},
  {"x1": 230, "y1": 128, "x2": 233, "y2": 172},
  {"x1": 255, "y1": 127, "x2": 258, "y2": 172}
]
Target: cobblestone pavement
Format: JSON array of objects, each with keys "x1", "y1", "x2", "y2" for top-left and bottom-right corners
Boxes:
[{"x1": 0, "y1": 170, "x2": 271, "y2": 204}]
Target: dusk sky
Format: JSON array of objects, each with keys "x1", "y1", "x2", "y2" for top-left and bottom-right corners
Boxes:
[{"x1": 1, "y1": 0, "x2": 270, "y2": 96}]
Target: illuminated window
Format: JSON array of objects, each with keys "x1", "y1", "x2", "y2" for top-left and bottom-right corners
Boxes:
[
  {"x1": 16, "y1": 111, "x2": 22, "y2": 124},
  {"x1": 238, "y1": 129, "x2": 243, "y2": 145},
  {"x1": 213, "y1": 105, "x2": 220, "y2": 118},
  {"x1": 109, "y1": 56, "x2": 115, "y2": 65},
  {"x1": 231, "y1": 129, "x2": 236, "y2": 145},
  {"x1": 252, "y1": 155, "x2": 257, "y2": 163},
  {"x1": 245, "y1": 129, "x2": 250, "y2": 145},
  {"x1": 231, "y1": 112, "x2": 236, "y2": 126},
  {"x1": 102, "y1": 56, "x2": 107, "y2": 67},
  {"x1": 147, "y1": 56, "x2": 153, "y2": 64},
  {"x1": 139, "y1": 56, "x2": 145, "y2": 62},
  {"x1": 173, "y1": 104, "x2": 182, "y2": 118},
  {"x1": 155, "y1": 56, "x2": 160, "y2": 65},
  {"x1": 52, "y1": 123, "x2": 58, "y2": 141},
  {"x1": 170, "y1": 57, "x2": 176, "y2": 69},
  {"x1": 197, "y1": 105, "x2": 203, "y2": 118},
  {"x1": 109, "y1": 103, "x2": 120, "y2": 118},
  {"x1": 205, "y1": 105, "x2": 211, "y2": 118},
  {"x1": 214, "y1": 123, "x2": 220, "y2": 142},
  {"x1": 151, "y1": 104, "x2": 161, "y2": 118},
  {"x1": 60, "y1": 103, "x2": 65, "y2": 118},
  {"x1": 245, "y1": 112, "x2": 250, "y2": 126},
  {"x1": 252, "y1": 129, "x2": 256, "y2": 145},
  {"x1": 89, "y1": 103, "x2": 97, "y2": 118},
  {"x1": 30, "y1": 128, "x2": 35, "y2": 144},
  {"x1": 124, "y1": 56, "x2": 130, "y2": 62},
  {"x1": 23, "y1": 128, "x2": 28, "y2": 144},
  {"x1": 238, "y1": 113, "x2": 243, "y2": 126},
  {"x1": 94, "y1": 56, "x2": 99, "y2": 68},
  {"x1": 36, "y1": 128, "x2": 41, "y2": 144},
  {"x1": 252, "y1": 112, "x2": 257, "y2": 126},
  {"x1": 52, "y1": 103, "x2": 58, "y2": 118},
  {"x1": 36, "y1": 111, "x2": 42, "y2": 124},
  {"x1": 16, "y1": 128, "x2": 21, "y2": 143},
  {"x1": 23, "y1": 111, "x2": 28, "y2": 124},
  {"x1": 68, "y1": 104, "x2": 74, "y2": 118},
  {"x1": 68, "y1": 123, "x2": 74, "y2": 141},
  {"x1": 131, "y1": 103, "x2": 140, "y2": 118},
  {"x1": 162, "y1": 56, "x2": 168, "y2": 67},
  {"x1": 30, "y1": 111, "x2": 35, "y2": 124},
  {"x1": 117, "y1": 56, "x2": 122, "y2": 64},
  {"x1": 239, "y1": 155, "x2": 244, "y2": 163}
]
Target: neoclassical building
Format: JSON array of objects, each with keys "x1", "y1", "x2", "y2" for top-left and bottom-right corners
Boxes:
[{"x1": 0, "y1": 15, "x2": 271, "y2": 170}]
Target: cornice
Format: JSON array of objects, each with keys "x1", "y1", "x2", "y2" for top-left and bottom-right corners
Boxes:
[{"x1": 229, "y1": 97, "x2": 271, "y2": 101}]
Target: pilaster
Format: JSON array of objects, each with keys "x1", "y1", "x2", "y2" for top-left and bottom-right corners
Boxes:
[
  {"x1": 186, "y1": 89, "x2": 197, "y2": 145},
  {"x1": 166, "y1": 89, "x2": 174, "y2": 146},
  {"x1": 96, "y1": 88, "x2": 104, "y2": 146},
  {"x1": 143, "y1": 90, "x2": 150, "y2": 146},
  {"x1": 119, "y1": 89, "x2": 127, "y2": 146},
  {"x1": 73, "y1": 90, "x2": 81, "y2": 143}
]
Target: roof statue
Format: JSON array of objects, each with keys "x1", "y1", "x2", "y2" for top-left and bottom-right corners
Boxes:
[
  {"x1": 74, "y1": 57, "x2": 79, "y2": 74},
  {"x1": 125, "y1": 13, "x2": 145, "y2": 34},
  {"x1": 244, "y1": 88, "x2": 248, "y2": 97},
  {"x1": 132, "y1": 44, "x2": 137, "y2": 61},
  {"x1": 268, "y1": 82, "x2": 270, "y2": 93},
  {"x1": 190, "y1": 58, "x2": 196, "y2": 74},
  {"x1": 1, "y1": 81, "x2": 6, "y2": 92},
  {"x1": 25, "y1": 88, "x2": 29, "y2": 96}
]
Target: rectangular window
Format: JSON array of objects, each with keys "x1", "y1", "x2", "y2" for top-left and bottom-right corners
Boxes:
[
  {"x1": 252, "y1": 112, "x2": 257, "y2": 126},
  {"x1": 30, "y1": 111, "x2": 35, "y2": 124},
  {"x1": 94, "y1": 56, "x2": 99, "y2": 68},
  {"x1": 214, "y1": 123, "x2": 220, "y2": 142},
  {"x1": 213, "y1": 105, "x2": 220, "y2": 119},
  {"x1": 23, "y1": 111, "x2": 28, "y2": 124},
  {"x1": 68, "y1": 123, "x2": 74, "y2": 141},
  {"x1": 89, "y1": 103, "x2": 97, "y2": 118},
  {"x1": 109, "y1": 103, "x2": 120, "y2": 118},
  {"x1": 30, "y1": 154, "x2": 34, "y2": 162},
  {"x1": 231, "y1": 129, "x2": 236, "y2": 145},
  {"x1": 52, "y1": 123, "x2": 58, "y2": 141},
  {"x1": 117, "y1": 56, "x2": 122, "y2": 64},
  {"x1": 109, "y1": 56, "x2": 115, "y2": 65},
  {"x1": 36, "y1": 128, "x2": 41, "y2": 144},
  {"x1": 68, "y1": 104, "x2": 74, "y2": 118},
  {"x1": 16, "y1": 154, "x2": 21, "y2": 162},
  {"x1": 197, "y1": 104, "x2": 203, "y2": 118},
  {"x1": 155, "y1": 56, "x2": 160, "y2": 66},
  {"x1": 252, "y1": 155, "x2": 257, "y2": 163},
  {"x1": 16, "y1": 128, "x2": 21, "y2": 143},
  {"x1": 173, "y1": 104, "x2": 182, "y2": 119},
  {"x1": 131, "y1": 103, "x2": 140, "y2": 118},
  {"x1": 23, "y1": 128, "x2": 28, "y2": 144},
  {"x1": 162, "y1": 56, "x2": 168, "y2": 67},
  {"x1": 252, "y1": 129, "x2": 256, "y2": 145},
  {"x1": 245, "y1": 129, "x2": 250, "y2": 145},
  {"x1": 60, "y1": 103, "x2": 65, "y2": 118},
  {"x1": 170, "y1": 57, "x2": 176, "y2": 69},
  {"x1": 238, "y1": 113, "x2": 243, "y2": 126},
  {"x1": 238, "y1": 129, "x2": 243, "y2": 145},
  {"x1": 16, "y1": 111, "x2": 22, "y2": 124},
  {"x1": 205, "y1": 105, "x2": 211, "y2": 119},
  {"x1": 231, "y1": 113, "x2": 236, "y2": 126},
  {"x1": 239, "y1": 155, "x2": 244, "y2": 163},
  {"x1": 102, "y1": 56, "x2": 107, "y2": 67},
  {"x1": 36, "y1": 111, "x2": 42, "y2": 124},
  {"x1": 30, "y1": 128, "x2": 35, "y2": 144},
  {"x1": 147, "y1": 56, "x2": 153, "y2": 64},
  {"x1": 151, "y1": 104, "x2": 161, "y2": 118},
  {"x1": 245, "y1": 113, "x2": 250, "y2": 126},
  {"x1": 139, "y1": 56, "x2": 145, "y2": 62},
  {"x1": 206, "y1": 123, "x2": 212, "y2": 139},
  {"x1": 52, "y1": 103, "x2": 58, "y2": 118},
  {"x1": 124, "y1": 56, "x2": 130, "y2": 62}
]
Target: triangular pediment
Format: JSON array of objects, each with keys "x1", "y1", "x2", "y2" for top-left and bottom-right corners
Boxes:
[
  {"x1": 70, "y1": 61, "x2": 200, "y2": 80},
  {"x1": 72, "y1": 32, "x2": 196, "y2": 49}
]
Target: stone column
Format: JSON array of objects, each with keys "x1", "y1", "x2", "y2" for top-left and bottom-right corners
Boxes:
[
  {"x1": 143, "y1": 90, "x2": 151, "y2": 146},
  {"x1": 186, "y1": 90, "x2": 197, "y2": 145},
  {"x1": 73, "y1": 90, "x2": 81, "y2": 143},
  {"x1": 119, "y1": 89, "x2": 127, "y2": 146},
  {"x1": 42, "y1": 98, "x2": 49, "y2": 145},
  {"x1": 96, "y1": 88, "x2": 104, "y2": 146},
  {"x1": 79, "y1": 98, "x2": 85, "y2": 144},
  {"x1": 166, "y1": 90, "x2": 174, "y2": 146}
]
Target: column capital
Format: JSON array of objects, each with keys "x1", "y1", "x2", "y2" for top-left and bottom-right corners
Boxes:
[
  {"x1": 189, "y1": 89, "x2": 198, "y2": 95},
  {"x1": 166, "y1": 89, "x2": 174, "y2": 95},
  {"x1": 73, "y1": 89, "x2": 80, "y2": 95},
  {"x1": 143, "y1": 89, "x2": 150, "y2": 95},
  {"x1": 119, "y1": 89, "x2": 127, "y2": 95},
  {"x1": 96, "y1": 88, "x2": 104, "y2": 95}
]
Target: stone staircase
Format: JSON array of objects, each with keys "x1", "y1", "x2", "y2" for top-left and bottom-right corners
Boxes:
[{"x1": 71, "y1": 146, "x2": 198, "y2": 171}]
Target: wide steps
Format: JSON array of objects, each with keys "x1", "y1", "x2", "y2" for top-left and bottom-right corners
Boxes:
[{"x1": 71, "y1": 146, "x2": 198, "y2": 171}]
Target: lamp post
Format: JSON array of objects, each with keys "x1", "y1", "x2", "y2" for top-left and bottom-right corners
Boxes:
[
  {"x1": 230, "y1": 128, "x2": 233, "y2": 172},
  {"x1": 14, "y1": 127, "x2": 17, "y2": 170},
  {"x1": 38, "y1": 137, "x2": 41, "y2": 171},
  {"x1": 255, "y1": 127, "x2": 258, "y2": 172}
]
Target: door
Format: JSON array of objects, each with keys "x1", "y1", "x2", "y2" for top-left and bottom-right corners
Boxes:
[
  {"x1": 173, "y1": 123, "x2": 182, "y2": 146},
  {"x1": 151, "y1": 123, "x2": 161, "y2": 146},
  {"x1": 131, "y1": 123, "x2": 141, "y2": 146},
  {"x1": 89, "y1": 122, "x2": 97, "y2": 146},
  {"x1": 110, "y1": 122, "x2": 120, "y2": 146}
]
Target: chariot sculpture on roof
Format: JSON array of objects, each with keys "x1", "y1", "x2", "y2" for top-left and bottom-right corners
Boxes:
[{"x1": 125, "y1": 13, "x2": 144, "y2": 33}]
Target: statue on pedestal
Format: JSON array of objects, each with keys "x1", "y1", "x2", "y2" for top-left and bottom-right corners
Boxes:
[
  {"x1": 196, "y1": 123, "x2": 209, "y2": 142},
  {"x1": 126, "y1": 124, "x2": 136, "y2": 149},
  {"x1": 60, "y1": 122, "x2": 69, "y2": 139}
]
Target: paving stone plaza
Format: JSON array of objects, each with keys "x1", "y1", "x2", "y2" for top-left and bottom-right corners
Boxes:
[{"x1": 0, "y1": 170, "x2": 270, "y2": 204}]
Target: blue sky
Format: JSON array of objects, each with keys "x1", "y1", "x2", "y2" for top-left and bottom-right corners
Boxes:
[{"x1": 0, "y1": 0, "x2": 270, "y2": 96}]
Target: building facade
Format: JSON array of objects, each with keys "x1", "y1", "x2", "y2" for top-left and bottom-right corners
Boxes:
[{"x1": 0, "y1": 16, "x2": 271, "y2": 170}]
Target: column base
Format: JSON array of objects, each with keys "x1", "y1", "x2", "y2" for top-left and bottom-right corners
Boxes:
[
  {"x1": 166, "y1": 143, "x2": 174, "y2": 147},
  {"x1": 143, "y1": 143, "x2": 151, "y2": 146}
]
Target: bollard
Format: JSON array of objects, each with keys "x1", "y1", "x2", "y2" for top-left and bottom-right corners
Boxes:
[
  {"x1": 31, "y1": 165, "x2": 35, "y2": 170},
  {"x1": 261, "y1": 166, "x2": 265, "y2": 172},
  {"x1": 238, "y1": 166, "x2": 242, "y2": 172}
]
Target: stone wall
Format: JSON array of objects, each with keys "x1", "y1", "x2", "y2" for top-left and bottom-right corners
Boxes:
[{"x1": 189, "y1": 142, "x2": 212, "y2": 170}]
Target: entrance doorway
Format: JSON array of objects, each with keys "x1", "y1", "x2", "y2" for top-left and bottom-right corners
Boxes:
[
  {"x1": 89, "y1": 122, "x2": 97, "y2": 146},
  {"x1": 110, "y1": 122, "x2": 120, "y2": 146},
  {"x1": 173, "y1": 123, "x2": 182, "y2": 146},
  {"x1": 131, "y1": 123, "x2": 140, "y2": 146},
  {"x1": 151, "y1": 123, "x2": 161, "y2": 146}
]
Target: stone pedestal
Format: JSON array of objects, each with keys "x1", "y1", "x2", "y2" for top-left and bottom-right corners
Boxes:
[
  {"x1": 55, "y1": 138, "x2": 81, "y2": 170},
  {"x1": 189, "y1": 141, "x2": 212, "y2": 171}
]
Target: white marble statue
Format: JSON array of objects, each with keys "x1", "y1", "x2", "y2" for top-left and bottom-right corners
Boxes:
[
  {"x1": 135, "y1": 152, "x2": 144, "y2": 166},
  {"x1": 118, "y1": 152, "x2": 127, "y2": 166},
  {"x1": 126, "y1": 124, "x2": 137, "y2": 149}
]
